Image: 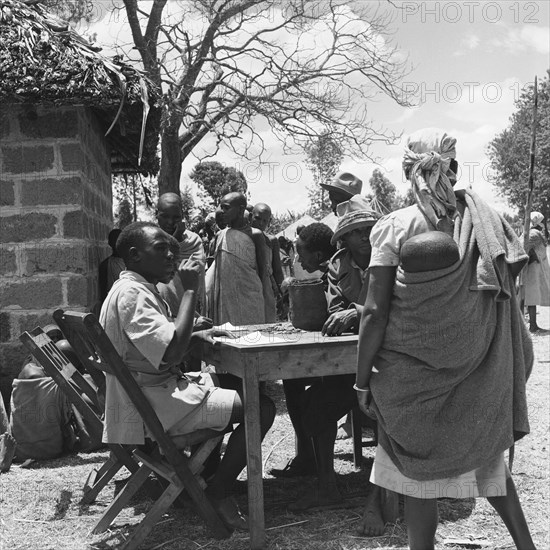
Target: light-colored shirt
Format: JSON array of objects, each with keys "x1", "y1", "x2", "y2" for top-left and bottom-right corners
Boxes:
[
  {"x1": 369, "y1": 205, "x2": 432, "y2": 267},
  {"x1": 158, "y1": 229, "x2": 206, "y2": 316},
  {"x1": 99, "y1": 270, "x2": 209, "y2": 444}
]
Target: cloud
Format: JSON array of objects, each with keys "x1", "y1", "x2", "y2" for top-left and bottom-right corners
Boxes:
[
  {"x1": 444, "y1": 76, "x2": 520, "y2": 127},
  {"x1": 454, "y1": 33, "x2": 480, "y2": 56},
  {"x1": 389, "y1": 106, "x2": 420, "y2": 125},
  {"x1": 490, "y1": 23, "x2": 550, "y2": 55}
]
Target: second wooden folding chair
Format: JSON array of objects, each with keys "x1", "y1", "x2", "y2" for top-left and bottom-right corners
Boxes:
[
  {"x1": 53, "y1": 309, "x2": 231, "y2": 549},
  {"x1": 19, "y1": 327, "x2": 139, "y2": 505}
]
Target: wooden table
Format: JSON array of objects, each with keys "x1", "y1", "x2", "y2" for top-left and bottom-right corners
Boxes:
[{"x1": 203, "y1": 324, "x2": 359, "y2": 550}]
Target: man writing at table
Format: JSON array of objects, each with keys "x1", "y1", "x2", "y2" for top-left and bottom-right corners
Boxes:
[
  {"x1": 271, "y1": 209, "x2": 390, "y2": 534},
  {"x1": 270, "y1": 223, "x2": 349, "y2": 505},
  {"x1": 100, "y1": 221, "x2": 275, "y2": 532}
]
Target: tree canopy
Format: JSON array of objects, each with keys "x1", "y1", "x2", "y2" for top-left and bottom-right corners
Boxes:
[
  {"x1": 189, "y1": 161, "x2": 248, "y2": 206},
  {"x1": 305, "y1": 132, "x2": 343, "y2": 218},
  {"x1": 117, "y1": 0, "x2": 411, "y2": 194},
  {"x1": 367, "y1": 168, "x2": 402, "y2": 213},
  {"x1": 488, "y1": 71, "x2": 550, "y2": 223}
]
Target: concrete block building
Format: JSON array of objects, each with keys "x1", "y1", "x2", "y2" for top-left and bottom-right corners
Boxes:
[{"x1": 0, "y1": 0, "x2": 159, "y2": 406}]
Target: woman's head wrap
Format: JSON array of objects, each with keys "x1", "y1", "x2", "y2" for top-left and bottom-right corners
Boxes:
[
  {"x1": 530, "y1": 211, "x2": 544, "y2": 227},
  {"x1": 403, "y1": 128, "x2": 458, "y2": 234}
]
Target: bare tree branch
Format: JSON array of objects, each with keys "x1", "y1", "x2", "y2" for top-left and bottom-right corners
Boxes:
[{"x1": 120, "y1": 0, "x2": 413, "y2": 194}]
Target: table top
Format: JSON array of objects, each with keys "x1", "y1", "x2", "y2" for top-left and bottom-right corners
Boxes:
[{"x1": 213, "y1": 322, "x2": 358, "y2": 351}]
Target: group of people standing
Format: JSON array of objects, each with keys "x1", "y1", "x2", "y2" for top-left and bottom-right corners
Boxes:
[{"x1": 96, "y1": 127, "x2": 544, "y2": 549}]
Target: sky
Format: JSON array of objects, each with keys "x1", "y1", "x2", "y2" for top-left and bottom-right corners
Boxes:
[{"x1": 84, "y1": 0, "x2": 550, "y2": 215}]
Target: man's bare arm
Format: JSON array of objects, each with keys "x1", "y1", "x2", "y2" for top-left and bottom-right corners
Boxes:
[{"x1": 163, "y1": 260, "x2": 200, "y2": 365}]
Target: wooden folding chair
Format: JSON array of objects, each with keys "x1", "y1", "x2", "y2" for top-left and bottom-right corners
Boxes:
[
  {"x1": 52, "y1": 309, "x2": 230, "y2": 549},
  {"x1": 19, "y1": 327, "x2": 139, "y2": 505}
]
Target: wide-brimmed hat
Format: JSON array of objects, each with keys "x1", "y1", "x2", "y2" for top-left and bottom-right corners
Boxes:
[
  {"x1": 531, "y1": 211, "x2": 544, "y2": 226},
  {"x1": 331, "y1": 196, "x2": 381, "y2": 244},
  {"x1": 321, "y1": 171, "x2": 363, "y2": 197}
]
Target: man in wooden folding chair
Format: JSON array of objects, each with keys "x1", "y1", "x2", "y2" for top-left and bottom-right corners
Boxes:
[{"x1": 100, "y1": 221, "x2": 276, "y2": 532}]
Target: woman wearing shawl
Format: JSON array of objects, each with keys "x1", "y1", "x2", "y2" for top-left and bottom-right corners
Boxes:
[
  {"x1": 521, "y1": 211, "x2": 550, "y2": 332},
  {"x1": 355, "y1": 129, "x2": 536, "y2": 549}
]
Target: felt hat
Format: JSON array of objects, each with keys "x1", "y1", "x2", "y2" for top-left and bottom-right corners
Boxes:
[
  {"x1": 321, "y1": 171, "x2": 363, "y2": 197},
  {"x1": 331, "y1": 196, "x2": 381, "y2": 244},
  {"x1": 530, "y1": 211, "x2": 544, "y2": 226}
]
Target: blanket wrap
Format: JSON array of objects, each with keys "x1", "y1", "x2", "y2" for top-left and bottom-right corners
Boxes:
[
  {"x1": 370, "y1": 190, "x2": 533, "y2": 480},
  {"x1": 205, "y1": 227, "x2": 266, "y2": 325}
]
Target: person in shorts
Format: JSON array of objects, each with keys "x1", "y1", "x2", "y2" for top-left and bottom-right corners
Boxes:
[{"x1": 100, "y1": 221, "x2": 275, "y2": 531}]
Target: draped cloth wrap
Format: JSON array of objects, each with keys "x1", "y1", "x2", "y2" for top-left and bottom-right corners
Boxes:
[
  {"x1": 205, "y1": 227, "x2": 266, "y2": 326},
  {"x1": 403, "y1": 128, "x2": 458, "y2": 234},
  {"x1": 369, "y1": 190, "x2": 533, "y2": 481}
]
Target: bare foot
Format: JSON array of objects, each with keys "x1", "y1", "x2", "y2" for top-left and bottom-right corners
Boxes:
[
  {"x1": 0, "y1": 433, "x2": 16, "y2": 473},
  {"x1": 357, "y1": 485, "x2": 385, "y2": 537}
]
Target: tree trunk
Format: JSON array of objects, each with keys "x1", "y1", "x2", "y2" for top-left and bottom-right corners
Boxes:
[{"x1": 158, "y1": 125, "x2": 183, "y2": 196}]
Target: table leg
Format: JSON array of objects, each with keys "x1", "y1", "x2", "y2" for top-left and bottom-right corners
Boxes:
[{"x1": 242, "y1": 354, "x2": 265, "y2": 549}]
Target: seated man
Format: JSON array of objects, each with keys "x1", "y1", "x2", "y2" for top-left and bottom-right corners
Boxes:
[
  {"x1": 270, "y1": 223, "x2": 337, "y2": 480},
  {"x1": 7, "y1": 325, "x2": 78, "y2": 465},
  {"x1": 271, "y1": 215, "x2": 389, "y2": 533},
  {"x1": 100, "y1": 221, "x2": 276, "y2": 531},
  {"x1": 10, "y1": 361, "x2": 76, "y2": 461}
]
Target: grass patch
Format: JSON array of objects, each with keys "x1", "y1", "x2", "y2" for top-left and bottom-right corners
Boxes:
[{"x1": 1, "y1": 329, "x2": 548, "y2": 550}]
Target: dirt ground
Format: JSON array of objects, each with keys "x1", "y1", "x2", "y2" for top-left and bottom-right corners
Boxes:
[{"x1": 0, "y1": 307, "x2": 548, "y2": 550}]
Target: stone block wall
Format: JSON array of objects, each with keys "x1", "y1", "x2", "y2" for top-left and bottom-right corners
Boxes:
[{"x1": 0, "y1": 104, "x2": 113, "y2": 407}]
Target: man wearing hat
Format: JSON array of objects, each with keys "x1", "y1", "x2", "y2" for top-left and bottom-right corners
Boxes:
[
  {"x1": 321, "y1": 171, "x2": 363, "y2": 214},
  {"x1": 324, "y1": 196, "x2": 380, "y2": 335},
  {"x1": 273, "y1": 198, "x2": 388, "y2": 533}
]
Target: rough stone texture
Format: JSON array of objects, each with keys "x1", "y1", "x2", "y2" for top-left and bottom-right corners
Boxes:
[
  {"x1": 59, "y1": 142, "x2": 85, "y2": 173},
  {"x1": 18, "y1": 109, "x2": 78, "y2": 139},
  {"x1": 1, "y1": 213, "x2": 57, "y2": 243},
  {"x1": 63, "y1": 210, "x2": 86, "y2": 238},
  {"x1": 0, "y1": 248, "x2": 16, "y2": 275},
  {"x1": 0, "y1": 278, "x2": 63, "y2": 309},
  {"x1": 0, "y1": 109, "x2": 10, "y2": 138},
  {"x1": 83, "y1": 187, "x2": 93, "y2": 210},
  {"x1": 0, "y1": 104, "x2": 113, "y2": 398},
  {"x1": 24, "y1": 245, "x2": 87, "y2": 275},
  {"x1": 0, "y1": 344, "x2": 27, "y2": 374},
  {"x1": 0, "y1": 312, "x2": 10, "y2": 342},
  {"x1": 21, "y1": 176, "x2": 82, "y2": 206},
  {"x1": 13, "y1": 310, "x2": 56, "y2": 335},
  {"x1": 67, "y1": 275, "x2": 94, "y2": 306},
  {"x1": 1, "y1": 145, "x2": 55, "y2": 174},
  {"x1": 0, "y1": 180, "x2": 15, "y2": 206}
]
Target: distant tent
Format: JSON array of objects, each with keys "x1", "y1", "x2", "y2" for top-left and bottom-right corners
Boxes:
[
  {"x1": 319, "y1": 212, "x2": 338, "y2": 230},
  {"x1": 275, "y1": 215, "x2": 324, "y2": 280},
  {"x1": 369, "y1": 196, "x2": 392, "y2": 216},
  {"x1": 275, "y1": 215, "x2": 317, "y2": 240}
]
